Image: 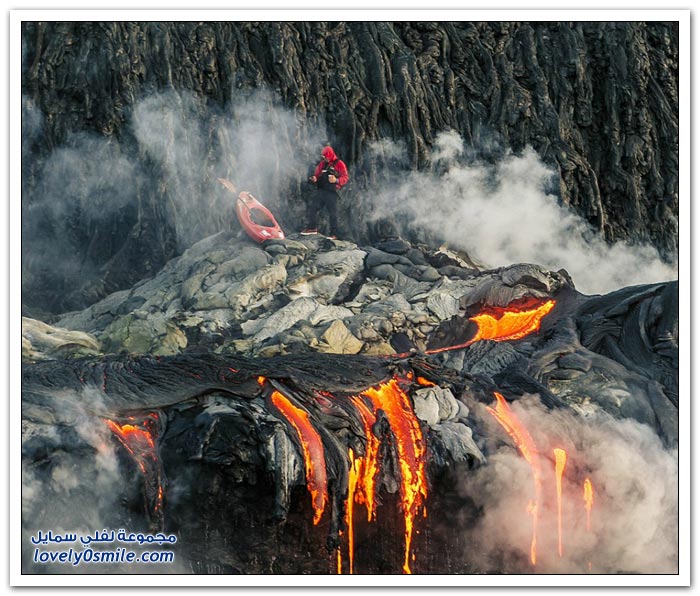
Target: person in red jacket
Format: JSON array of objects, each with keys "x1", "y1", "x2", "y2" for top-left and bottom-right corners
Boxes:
[{"x1": 306, "y1": 145, "x2": 349, "y2": 237}]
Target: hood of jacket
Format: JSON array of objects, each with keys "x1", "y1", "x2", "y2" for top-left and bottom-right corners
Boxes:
[{"x1": 321, "y1": 146, "x2": 337, "y2": 162}]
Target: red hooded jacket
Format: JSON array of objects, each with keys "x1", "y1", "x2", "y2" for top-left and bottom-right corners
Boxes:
[{"x1": 313, "y1": 146, "x2": 349, "y2": 191}]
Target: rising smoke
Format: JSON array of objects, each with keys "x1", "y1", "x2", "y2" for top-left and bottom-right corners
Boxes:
[
  {"x1": 22, "y1": 387, "x2": 191, "y2": 574},
  {"x1": 22, "y1": 87, "x2": 328, "y2": 311},
  {"x1": 462, "y1": 394, "x2": 678, "y2": 574},
  {"x1": 130, "y1": 87, "x2": 326, "y2": 248},
  {"x1": 24, "y1": 93, "x2": 676, "y2": 311},
  {"x1": 367, "y1": 131, "x2": 678, "y2": 295}
]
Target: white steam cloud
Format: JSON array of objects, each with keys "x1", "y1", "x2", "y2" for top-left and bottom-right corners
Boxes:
[
  {"x1": 23, "y1": 87, "x2": 328, "y2": 294},
  {"x1": 130, "y1": 87, "x2": 327, "y2": 248},
  {"x1": 369, "y1": 137, "x2": 408, "y2": 162},
  {"x1": 462, "y1": 395, "x2": 678, "y2": 574},
  {"x1": 368, "y1": 131, "x2": 677, "y2": 295},
  {"x1": 22, "y1": 387, "x2": 190, "y2": 574},
  {"x1": 26, "y1": 98, "x2": 677, "y2": 299}
]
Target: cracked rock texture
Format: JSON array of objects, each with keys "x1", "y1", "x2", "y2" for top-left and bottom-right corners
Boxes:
[
  {"x1": 20, "y1": 230, "x2": 678, "y2": 573},
  {"x1": 21, "y1": 21, "x2": 678, "y2": 313}
]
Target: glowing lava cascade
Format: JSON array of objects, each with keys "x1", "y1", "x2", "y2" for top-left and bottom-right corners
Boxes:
[
  {"x1": 342, "y1": 449, "x2": 362, "y2": 574},
  {"x1": 268, "y1": 387, "x2": 329, "y2": 525},
  {"x1": 103, "y1": 413, "x2": 164, "y2": 529},
  {"x1": 485, "y1": 393, "x2": 543, "y2": 566},
  {"x1": 263, "y1": 373, "x2": 428, "y2": 574},
  {"x1": 583, "y1": 477, "x2": 594, "y2": 532},
  {"x1": 359, "y1": 378, "x2": 429, "y2": 575},
  {"x1": 486, "y1": 393, "x2": 600, "y2": 571},
  {"x1": 348, "y1": 395, "x2": 381, "y2": 522},
  {"x1": 583, "y1": 477, "x2": 595, "y2": 571},
  {"x1": 553, "y1": 448, "x2": 567, "y2": 557},
  {"x1": 262, "y1": 371, "x2": 605, "y2": 574}
]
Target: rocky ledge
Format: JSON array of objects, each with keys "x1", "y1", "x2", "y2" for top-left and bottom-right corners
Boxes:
[
  {"x1": 21, "y1": 233, "x2": 678, "y2": 574},
  {"x1": 25, "y1": 232, "x2": 676, "y2": 443}
]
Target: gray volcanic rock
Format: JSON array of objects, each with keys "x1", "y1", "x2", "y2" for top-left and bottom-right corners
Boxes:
[
  {"x1": 20, "y1": 351, "x2": 492, "y2": 573},
  {"x1": 51, "y1": 234, "x2": 419, "y2": 357},
  {"x1": 20, "y1": 229, "x2": 679, "y2": 574},
  {"x1": 287, "y1": 241, "x2": 366, "y2": 302},
  {"x1": 576, "y1": 280, "x2": 679, "y2": 407},
  {"x1": 21, "y1": 317, "x2": 102, "y2": 361},
  {"x1": 46, "y1": 231, "x2": 678, "y2": 448},
  {"x1": 50, "y1": 233, "x2": 488, "y2": 359},
  {"x1": 21, "y1": 21, "x2": 678, "y2": 313}
]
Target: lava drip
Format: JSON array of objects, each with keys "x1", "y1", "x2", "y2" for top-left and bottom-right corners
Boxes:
[
  {"x1": 269, "y1": 389, "x2": 328, "y2": 525},
  {"x1": 486, "y1": 392, "x2": 542, "y2": 566},
  {"x1": 583, "y1": 477, "x2": 594, "y2": 532},
  {"x1": 348, "y1": 395, "x2": 381, "y2": 522},
  {"x1": 336, "y1": 538, "x2": 343, "y2": 575},
  {"x1": 553, "y1": 448, "x2": 567, "y2": 558},
  {"x1": 583, "y1": 477, "x2": 594, "y2": 572},
  {"x1": 426, "y1": 299, "x2": 556, "y2": 354},
  {"x1": 104, "y1": 413, "x2": 164, "y2": 529},
  {"x1": 342, "y1": 449, "x2": 361, "y2": 575},
  {"x1": 361, "y1": 377, "x2": 428, "y2": 574}
]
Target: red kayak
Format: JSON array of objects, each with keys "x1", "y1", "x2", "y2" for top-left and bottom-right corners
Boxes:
[
  {"x1": 236, "y1": 192, "x2": 285, "y2": 243},
  {"x1": 217, "y1": 178, "x2": 285, "y2": 243}
]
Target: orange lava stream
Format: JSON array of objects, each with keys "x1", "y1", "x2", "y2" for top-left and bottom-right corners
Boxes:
[
  {"x1": 349, "y1": 395, "x2": 381, "y2": 522},
  {"x1": 486, "y1": 392, "x2": 542, "y2": 566},
  {"x1": 361, "y1": 378, "x2": 428, "y2": 574},
  {"x1": 270, "y1": 390, "x2": 328, "y2": 525},
  {"x1": 425, "y1": 300, "x2": 556, "y2": 354},
  {"x1": 583, "y1": 477, "x2": 594, "y2": 532},
  {"x1": 416, "y1": 376, "x2": 436, "y2": 387},
  {"x1": 553, "y1": 448, "x2": 567, "y2": 558},
  {"x1": 104, "y1": 421, "x2": 156, "y2": 475},
  {"x1": 104, "y1": 418, "x2": 163, "y2": 515},
  {"x1": 345, "y1": 449, "x2": 361, "y2": 574}
]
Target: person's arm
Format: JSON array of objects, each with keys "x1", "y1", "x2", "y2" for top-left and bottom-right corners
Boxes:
[
  {"x1": 334, "y1": 160, "x2": 349, "y2": 189},
  {"x1": 311, "y1": 160, "x2": 324, "y2": 181}
]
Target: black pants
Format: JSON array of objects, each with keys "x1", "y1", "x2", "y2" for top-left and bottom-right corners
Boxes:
[{"x1": 308, "y1": 189, "x2": 340, "y2": 236}]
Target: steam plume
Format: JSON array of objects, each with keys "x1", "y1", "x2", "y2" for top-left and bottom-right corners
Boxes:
[
  {"x1": 462, "y1": 394, "x2": 678, "y2": 574},
  {"x1": 367, "y1": 131, "x2": 677, "y2": 295}
]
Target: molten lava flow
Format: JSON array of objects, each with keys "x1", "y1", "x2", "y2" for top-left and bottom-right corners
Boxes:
[
  {"x1": 270, "y1": 390, "x2": 328, "y2": 525},
  {"x1": 583, "y1": 477, "x2": 594, "y2": 532},
  {"x1": 486, "y1": 392, "x2": 542, "y2": 566},
  {"x1": 104, "y1": 415, "x2": 163, "y2": 522},
  {"x1": 348, "y1": 395, "x2": 380, "y2": 522},
  {"x1": 416, "y1": 376, "x2": 436, "y2": 387},
  {"x1": 344, "y1": 449, "x2": 361, "y2": 575},
  {"x1": 342, "y1": 386, "x2": 426, "y2": 574},
  {"x1": 104, "y1": 420, "x2": 156, "y2": 474},
  {"x1": 426, "y1": 299, "x2": 556, "y2": 354},
  {"x1": 361, "y1": 378, "x2": 428, "y2": 574},
  {"x1": 553, "y1": 448, "x2": 567, "y2": 558},
  {"x1": 259, "y1": 375, "x2": 430, "y2": 573},
  {"x1": 470, "y1": 299, "x2": 556, "y2": 343}
]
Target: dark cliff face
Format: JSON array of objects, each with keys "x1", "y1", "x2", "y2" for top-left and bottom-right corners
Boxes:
[{"x1": 20, "y1": 21, "x2": 679, "y2": 314}]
